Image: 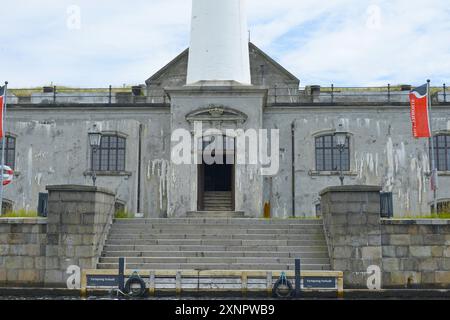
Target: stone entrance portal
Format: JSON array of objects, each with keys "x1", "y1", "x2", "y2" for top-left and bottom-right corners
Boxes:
[{"x1": 167, "y1": 85, "x2": 266, "y2": 218}]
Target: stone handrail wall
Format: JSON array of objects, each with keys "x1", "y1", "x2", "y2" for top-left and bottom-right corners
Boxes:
[
  {"x1": 44, "y1": 185, "x2": 116, "y2": 287},
  {"x1": 320, "y1": 186, "x2": 382, "y2": 288}
]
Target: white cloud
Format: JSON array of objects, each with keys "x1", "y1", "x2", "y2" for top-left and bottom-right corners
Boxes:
[{"x1": 0, "y1": 0, "x2": 449, "y2": 88}]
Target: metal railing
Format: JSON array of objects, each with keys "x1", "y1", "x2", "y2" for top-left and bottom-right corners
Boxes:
[
  {"x1": 6, "y1": 83, "x2": 449, "y2": 106},
  {"x1": 8, "y1": 86, "x2": 170, "y2": 105},
  {"x1": 268, "y1": 84, "x2": 449, "y2": 105}
]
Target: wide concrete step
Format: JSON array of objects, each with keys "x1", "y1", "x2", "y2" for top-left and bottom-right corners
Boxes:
[
  {"x1": 203, "y1": 201, "x2": 232, "y2": 204},
  {"x1": 110, "y1": 223, "x2": 324, "y2": 230},
  {"x1": 97, "y1": 262, "x2": 331, "y2": 271},
  {"x1": 102, "y1": 244, "x2": 329, "y2": 252},
  {"x1": 202, "y1": 208, "x2": 234, "y2": 211},
  {"x1": 109, "y1": 228, "x2": 324, "y2": 236},
  {"x1": 186, "y1": 211, "x2": 243, "y2": 218},
  {"x1": 99, "y1": 256, "x2": 331, "y2": 265},
  {"x1": 107, "y1": 233, "x2": 325, "y2": 241},
  {"x1": 203, "y1": 197, "x2": 232, "y2": 200},
  {"x1": 204, "y1": 192, "x2": 232, "y2": 196},
  {"x1": 112, "y1": 218, "x2": 323, "y2": 225},
  {"x1": 104, "y1": 239, "x2": 327, "y2": 246},
  {"x1": 102, "y1": 250, "x2": 329, "y2": 259},
  {"x1": 203, "y1": 204, "x2": 232, "y2": 207},
  {"x1": 204, "y1": 195, "x2": 231, "y2": 199}
]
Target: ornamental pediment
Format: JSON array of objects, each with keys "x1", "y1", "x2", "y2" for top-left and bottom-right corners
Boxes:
[{"x1": 185, "y1": 105, "x2": 248, "y2": 124}]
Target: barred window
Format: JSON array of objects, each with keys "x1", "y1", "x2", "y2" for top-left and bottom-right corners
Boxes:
[
  {"x1": 0, "y1": 136, "x2": 16, "y2": 169},
  {"x1": 315, "y1": 135, "x2": 350, "y2": 171},
  {"x1": 431, "y1": 135, "x2": 450, "y2": 171},
  {"x1": 91, "y1": 135, "x2": 126, "y2": 172}
]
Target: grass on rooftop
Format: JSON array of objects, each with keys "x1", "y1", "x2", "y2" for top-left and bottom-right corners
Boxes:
[
  {"x1": 9, "y1": 86, "x2": 136, "y2": 97},
  {"x1": 392, "y1": 212, "x2": 450, "y2": 219}
]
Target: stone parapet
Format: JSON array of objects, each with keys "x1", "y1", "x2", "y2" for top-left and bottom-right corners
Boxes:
[
  {"x1": 320, "y1": 185, "x2": 382, "y2": 288},
  {"x1": 321, "y1": 185, "x2": 450, "y2": 289},
  {"x1": 44, "y1": 185, "x2": 116, "y2": 287},
  {"x1": 0, "y1": 185, "x2": 116, "y2": 287}
]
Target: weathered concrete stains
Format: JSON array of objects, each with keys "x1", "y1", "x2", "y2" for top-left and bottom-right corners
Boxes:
[
  {"x1": 27, "y1": 147, "x2": 33, "y2": 189},
  {"x1": 148, "y1": 159, "x2": 169, "y2": 211},
  {"x1": 385, "y1": 137, "x2": 395, "y2": 192}
]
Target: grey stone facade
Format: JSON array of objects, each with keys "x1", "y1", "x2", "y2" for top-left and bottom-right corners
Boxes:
[{"x1": 2, "y1": 43, "x2": 450, "y2": 218}]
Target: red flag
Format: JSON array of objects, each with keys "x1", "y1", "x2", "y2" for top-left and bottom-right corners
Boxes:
[
  {"x1": 409, "y1": 84, "x2": 431, "y2": 138},
  {"x1": 0, "y1": 85, "x2": 4, "y2": 139}
]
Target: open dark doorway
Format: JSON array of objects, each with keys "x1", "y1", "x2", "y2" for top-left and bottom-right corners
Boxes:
[
  {"x1": 198, "y1": 154, "x2": 235, "y2": 211},
  {"x1": 204, "y1": 162, "x2": 233, "y2": 191}
]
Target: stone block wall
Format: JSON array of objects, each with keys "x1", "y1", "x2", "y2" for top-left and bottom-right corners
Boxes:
[
  {"x1": 381, "y1": 219, "x2": 450, "y2": 288},
  {"x1": 320, "y1": 186, "x2": 383, "y2": 288},
  {"x1": 44, "y1": 185, "x2": 116, "y2": 287},
  {"x1": 0, "y1": 185, "x2": 115, "y2": 287},
  {"x1": 321, "y1": 185, "x2": 450, "y2": 289},
  {"x1": 0, "y1": 219, "x2": 47, "y2": 286}
]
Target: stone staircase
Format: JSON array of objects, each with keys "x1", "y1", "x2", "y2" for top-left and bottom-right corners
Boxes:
[
  {"x1": 203, "y1": 191, "x2": 233, "y2": 211},
  {"x1": 98, "y1": 218, "x2": 331, "y2": 271}
]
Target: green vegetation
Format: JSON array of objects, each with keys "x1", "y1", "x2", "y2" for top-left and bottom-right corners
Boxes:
[
  {"x1": 114, "y1": 209, "x2": 134, "y2": 219},
  {"x1": 394, "y1": 213, "x2": 450, "y2": 219},
  {"x1": 288, "y1": 216, "x2": 321, "y2": 220},
  {"x1": 0, "y1": 209, "x2": 39, "y2": 218},
  {"x1": 265, "y1": 216, "x2": 321, "y2": 220},
  {"x1": 9, "y1": 86, "x2": 136, "y2": 98}
]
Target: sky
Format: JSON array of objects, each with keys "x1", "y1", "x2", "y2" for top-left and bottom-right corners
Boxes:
[{"x1": 0, "y1": 0, "x2": 449, "y2": 88}]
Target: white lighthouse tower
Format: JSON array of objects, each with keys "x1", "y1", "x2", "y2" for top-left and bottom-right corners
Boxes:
[
  {"x1": 167, "y1": 0, "x2": 265, "y2": 218},
  {"x1": 186, "y1": 0, "x2": 251, "y2": 85}
]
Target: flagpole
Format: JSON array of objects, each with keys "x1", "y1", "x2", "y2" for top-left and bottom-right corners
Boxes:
[
  {"x1": 427, "y1": 79, "x2": 438, "y2": 214},
  {"x1": 0, "y1": 81, "x2": 8, "y2": 216}
]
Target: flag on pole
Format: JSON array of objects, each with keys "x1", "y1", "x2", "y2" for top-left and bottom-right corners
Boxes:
[
  {"x1": 0, "y1": 85, "x2": 4, "y2": 139},
  {"x1": 409, "y1": 84, "x2": 431, "y2": 138}
]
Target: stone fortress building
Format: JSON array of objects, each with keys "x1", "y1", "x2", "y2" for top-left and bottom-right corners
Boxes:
[{"x1": 2, "y1": 0, "x2": 450, "y2": 219}]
